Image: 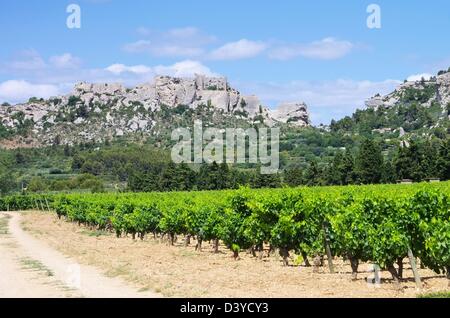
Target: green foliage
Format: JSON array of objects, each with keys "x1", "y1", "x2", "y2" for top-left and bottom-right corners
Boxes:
[
  {"x1": 0, "y1": 173, "x2": 17, "y2": 195},
  {"x1": 2, "y1": 181, "x2": 449, "y2": 277},
  {"x1": 355, "y1": 139, "x2": 383, "y2": 184},
  {"x1": 0, "y1": 122, "x2": 11, "y2": 139},
  {"x1": 27, "y1": 176, "x2": 48, "y2": 192},
  {"x1": 418, "y1": 291, "x2": 450, "y2": 298},
  {"x1": 67, "y1": 96, "x2": 82, "y2": 107}
]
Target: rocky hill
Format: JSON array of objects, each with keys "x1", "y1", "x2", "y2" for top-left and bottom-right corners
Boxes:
[
  {"x1": 331, "y1": 70, "x2": 450, "y2": 139},
  {"x1": 0, "y1": 75, "x2": 310, "y2": 148},
  {"x1": 365, "y1": 71, "x2": 450, "y2": 111}
]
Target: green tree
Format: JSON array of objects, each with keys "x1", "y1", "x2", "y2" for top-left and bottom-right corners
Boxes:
[
  {"x1": 356, "y1": 139, "x2": 383, "y2": 184},
  {"x1": 394, "y1": 141, "x2": 423, "y2": 182},
  {"x1": 0, "y1": 173, "x2": 16, "y2": 195},
  {"x1": 27, "y1": 176, "x2": 48, "y2": 192},
  {"x1": 436, "y1": 138, "x2": 450, "y2": 180},
  {"x1": 177, "y1": 163, "x2": 196, "y2": 191},
  {"x1": 303, "y1": 161, "x2": 323, "y2": 186},
  {"x1": 327, "y1": 151, "x2": 344, "y2": 185},
  {"x1": 284, "y1": 166, "x2": 303, "y2": 187},
  {"x1": 160, "y1": 162, "x2": 179, "y2": 191},
  {"x1": 342, "y1": 149, "x2": 356, "y2": 185},
  {"x1": 253, "y1": 165, "x2": 282, "y2": 189},
  {"x1": 381, "y1": 159, "x2": 396, "y2": 184}
]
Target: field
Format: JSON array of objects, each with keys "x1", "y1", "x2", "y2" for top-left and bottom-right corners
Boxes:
[
  {"x1": 19, "y1": 211, "x2": 450, "y2": 297},
  {"x1": 1, "y1": 181, "x2": 449, "y2": 297}
]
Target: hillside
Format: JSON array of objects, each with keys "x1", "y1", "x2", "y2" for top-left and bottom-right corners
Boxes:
[
  {"x1": 0, "y1": 70, "x2": 449, "y2": 195},
  {"x1": 330, "y1": 70, "x2": 450, "y2": 140},
  {"x1": 0, "y1": 75, "x2": 310, "y2": 148}
]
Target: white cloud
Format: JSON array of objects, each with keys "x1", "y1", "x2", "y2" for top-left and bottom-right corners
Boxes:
[
  {"x1": 8, "y1": 49, "x2": 47, "y2": 71},
  {"x1": 3, "y1": 51, "x2": 83, "y2": 74},
  {"x1": 105, "y1": 64, "x2": 152, "y2": 75},
  {"x1": 0, "y1": 80, "x2": 61, "y2": 104},
  {"x1": 125, "y1": 28, "x2": 356, "y2": 62},
  {"x1": 209, "y1": 39, "x2": 267, "y2": 60},
  {"x1": 124, "y1": 40, "x2": 204, "y2": 57},
  {"x1": 49, "y1": 53, "x2": 82, "y2": 69},
  {"x1": 154, "y1": 60, "x2": 219, "y2": 77},
  {"x1": 124, "y1": 27, "x2": 216, "y2": 58},
  {"x1": 104, "y1": 60, "x2": 218, "y2": 78},
  {"x1": 123, "y1": 40, "x2": 152, "y2": 52},
  {"x1": 406, "y1": 73, "x2": 433, "y2": 82},
  {"x1": 167, "y1": 27, "x2": 211, "y2": 40},
  {"x1": 269, "y1": 38, "x2": 355, "y2": 60}
]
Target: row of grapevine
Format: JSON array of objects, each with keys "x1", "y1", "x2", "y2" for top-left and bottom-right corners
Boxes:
[{"x1": 1, "y1": 182, "x2": 449, "y2": 285}]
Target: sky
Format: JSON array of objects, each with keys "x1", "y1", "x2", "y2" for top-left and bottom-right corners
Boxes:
[{"x1": 1, "y1": 0, "x2": 450, "y2": 125}]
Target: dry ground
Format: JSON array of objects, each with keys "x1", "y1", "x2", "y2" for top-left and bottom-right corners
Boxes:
[
  {"x1": 19, "y1": 211, "x2": 450, "y2": 298},
  {"x1": 0, "y1": 212, "x2": 159, "y2": 298}
]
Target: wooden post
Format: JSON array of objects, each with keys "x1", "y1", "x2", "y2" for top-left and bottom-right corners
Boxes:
[
  {"x1": 323, "y1": 223, "x2": 335, "y2": 274},
  {"x1": 374, "y1": 264, "x2": 381, "y2": 285},
  {"x1": 408, "y1": 248, "x2": 422, "y2": 290},
  {"x1": 44, "y1": 197, "x2": 51, "y2": 212},
  {"x1": 446, "y1": 266, "x2": 450, "y2": 287},
  {"x1": 39, "y1": 199, "x2": 45, "y2": 212}
]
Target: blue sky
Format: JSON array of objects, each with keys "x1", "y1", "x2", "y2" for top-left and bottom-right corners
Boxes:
[{"x1": 1, "y1": 0, "x2": 450, "y2": 124}]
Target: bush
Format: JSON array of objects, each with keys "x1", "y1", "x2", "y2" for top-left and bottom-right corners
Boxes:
[
  {"x1": 68, "y1": 96, "x2": 82, "y2": 107},
  {"x1": 27, "y1": 176, "x2": 48, "y2": 192},
  {"x1": 49, "y1": 168, "x2": 63, "y2": 175}
]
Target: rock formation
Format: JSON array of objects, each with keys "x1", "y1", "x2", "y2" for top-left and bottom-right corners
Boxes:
[
  {"x1": 0, "y1": 75, "x2": 311, "y2": 147},
  {"x1": 365, "y1": 72, "x2": 450, "y2": 114},
  {"x1": 270, "y1": 102, "x2": 310, "y2": 127}
]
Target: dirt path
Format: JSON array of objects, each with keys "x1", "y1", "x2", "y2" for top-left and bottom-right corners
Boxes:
[
  {"x1": 0, "y1": 214, "x2": 80, "y2": 298},
  {"x1": 0, "y1": 212, "x2": 160, "y2": 298}
]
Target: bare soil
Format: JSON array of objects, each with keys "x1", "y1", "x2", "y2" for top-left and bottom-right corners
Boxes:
[
  {"x1": 16, "y1": 211, "x2": 450, "y2": 298},
  {"x1": 0, "y1": 212, "x2": 160, "y2": 298}
]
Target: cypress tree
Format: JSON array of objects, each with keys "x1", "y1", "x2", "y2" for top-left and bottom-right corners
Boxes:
[{"x1": 355, "y1": 139, "x2": 383, "y2": 184}]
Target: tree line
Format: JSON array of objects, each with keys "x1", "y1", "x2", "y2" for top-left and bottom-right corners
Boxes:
[{"x1": 285, "y1": 138, "x2": 449, "y2": 187}]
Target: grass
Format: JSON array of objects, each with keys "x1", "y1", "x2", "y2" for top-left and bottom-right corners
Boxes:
[
  {"x1": 80, "y1": 229, "x2": 109, "y2": 237},
  {"x1": 105, "y1": 264, "x2": 130, "y2": 278},
  {"x1": 418, "y1": 291, "x2": 450, "y2": 298},
  {"x1": 20, "y1": 257, "x2": 54, "y2": 277},
  {"x1": 0, "y1": 214, "x2": 10, "y2": 235},
  {"x1": 138, "y1": 287, "x2": 150, "y2": 293}
]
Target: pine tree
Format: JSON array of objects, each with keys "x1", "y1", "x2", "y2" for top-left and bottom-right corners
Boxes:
[
  {"x1": 437, "y1": 138, "x2": 450, "y2": 180},
  {"x1": 284, "y1": 166, "x2": 303, "y2": 187},
  {"x1": 393, "y1": 141, "x2": 423, "y2": 182},
  {"x1": 421, "y1": 140, "x2": 440, "y2": 179},
  {"x1": 160, "y1": 162, "x2": 178, "y2": 191},
  {"x1": 355, "y1": 139, "x2": 383, "y2": 184},
  {"x1": 217, "y1": 162, "x2": 231, "y2": 189},
  {"x1": 253, "y1": 164, "x2": 282, "y2": 188},
  {"x1": 177, "y1": 163, "x2": 196, "y2": 191},
  {"x1": 381, "y1": 159, "x2": 396, "y2": 184},
  {"x1": 342, "y1": 149, "x2": 356, "y2": 185},
  {"x1": 328, "y1": 151, "x2": 344, "y2": 185},
  {"x1": 304, "y1": 161, "x2": 322, "y2": 186}
]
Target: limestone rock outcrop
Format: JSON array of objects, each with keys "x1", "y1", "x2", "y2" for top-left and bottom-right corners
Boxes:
[
  {"x1": 0, "y1": 75, "x2": 311, "y2": 147},
  {"x1": 270, "y1": 102, "x2": 310, "y2": 127},
  {"x1": 365, "y1": 71, "x2": 450, "y2": 113}
]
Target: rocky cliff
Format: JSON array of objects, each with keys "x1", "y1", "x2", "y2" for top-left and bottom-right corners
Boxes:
[
  {"x1": 270, "y1": 102, "x2": 310, "y2": 127},
  {"x1": 0, "y1": 75, "x2": 310, "y2": 147},
  {"x1": 365, "y1": 71, "x2": 450, "y2": 114}
]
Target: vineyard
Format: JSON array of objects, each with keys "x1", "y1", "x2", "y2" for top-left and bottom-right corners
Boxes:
[{"x1": 1, "y1": 182, "x2": 449, "y2": 287}]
